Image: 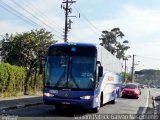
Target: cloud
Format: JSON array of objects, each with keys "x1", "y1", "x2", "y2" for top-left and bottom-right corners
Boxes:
[
  {"x1": 68, "y1": 4, "x2": 160, "y2": 70},
  {"x1": 0, "y1": 0, "x2": 64, "y2": 40},
  {"x1": 117, "y1": 5, "x2": 160, "y2": 70},
  {"x1": 0, "y1": 21, "x2": 31, "y2": 35},
  {"x1": 1, "y1": 1, "x2": 160, "y2": 70}
]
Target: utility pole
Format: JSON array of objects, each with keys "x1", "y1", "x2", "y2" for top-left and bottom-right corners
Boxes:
[
  {"x1": 131, "y1": 54, "x2": 135, "y2": 83},
  {"x1": 124, "y1": 58, "x2": 127, "y2": 83},
  {"x1": 62, "y1": 0, "x2": 77, "y2": 42},
  {"x1": 123, "y1": 55, "x2": 131, "y2": 83}
]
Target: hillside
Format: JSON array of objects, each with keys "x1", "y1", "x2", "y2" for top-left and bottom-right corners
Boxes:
[{"x1": 135, "y1": 69, "x2": 160, "y2": 86}]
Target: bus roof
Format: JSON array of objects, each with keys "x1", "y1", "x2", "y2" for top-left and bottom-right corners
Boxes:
[
  {"x1": 48, "y1": 42, "x2": 98, "y2": 57},
  {"x1": 49, "y1": 42, "x2": 97, "y2": 48}
]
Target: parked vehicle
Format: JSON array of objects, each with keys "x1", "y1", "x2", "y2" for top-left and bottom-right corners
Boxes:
[
  {"x1": 156, "y1": 85, "x2": 160, "y2": 89},
  {"x1": 121, "y1": 83, "x2": 141, "y2": 99},
  {"x1": 140, "y1": 84, "x2": 144, "y2": 89},
  {"x1": 150, "y1": 85, "x2": 156, "y2": 88}
]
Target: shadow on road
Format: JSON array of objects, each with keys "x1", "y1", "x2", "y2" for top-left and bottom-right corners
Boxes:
[
  {"x1": 51, "y1": 106, "x2": 90, "y2": 117},
  {"x1": 0, "y1": 104, "x2": 93, "y2": 118},
  {"x1": 0, "y1": 97, "x2": 43, "y2": 109},
  {"x1": 154, "y1": 96, "x2": 160, "y2": 115},
  {"x1": 134, "y1": 95, "x2": 159, "y2": 120}
]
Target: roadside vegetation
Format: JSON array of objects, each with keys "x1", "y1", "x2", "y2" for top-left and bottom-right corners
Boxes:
[
  {"x1": 0, "y1": 63, "x2": 42, "y2": 97},
  {"x1": 0, "y1": 28, "x2": 57, "y2": 97}
]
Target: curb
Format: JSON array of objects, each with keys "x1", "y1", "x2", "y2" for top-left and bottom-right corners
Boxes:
[
  {"x1": 152, "y1": 96, "x2": 158, "y2": 115},
  {"x1": 0, "y1": 102, "x2": 43, "y2": 112},
  {"x1": 152, "y1": 96, "x2": 155, "y2": 108}
]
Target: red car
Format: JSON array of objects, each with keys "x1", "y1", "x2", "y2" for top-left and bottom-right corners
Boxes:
[{"x1": 121, "y1": 83, "x2": 141, "y2": 99}]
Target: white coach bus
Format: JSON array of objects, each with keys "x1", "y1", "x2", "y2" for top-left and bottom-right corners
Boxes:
[{"x1": 43, "y1": 42, "x2": 123, "y2": 113}]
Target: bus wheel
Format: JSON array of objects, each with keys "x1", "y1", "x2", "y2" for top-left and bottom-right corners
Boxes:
[
  {"x1": 111, "y1": 99, "x2": 115, "y2": 104},
  {"x1": 92, "y1": 106, "x2": 100, "y2": 113},
  {"x1": 55, "y1": 105, "x2": 63, "y2": 111},
  {"x1": 92, "y1": 95, "x2": 101, "y2": 113},
  {"x1": 100, "y1": 93, "x2": 103, "y2": 107}
]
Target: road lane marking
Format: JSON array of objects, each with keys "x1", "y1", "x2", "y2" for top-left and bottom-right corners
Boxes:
[
  {"x1": 142, "y1": 89, "x2": 149, "y2": 114},
  {"x1": 138, "y1": 89, "x2": 150, "y2": 120},
  {"x1": 150, "y1": 89, "x2": 160, "y2": 115}
]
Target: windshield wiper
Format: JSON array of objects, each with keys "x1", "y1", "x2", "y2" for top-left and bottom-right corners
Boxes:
[
  {"x1": 69, "y1": 72, "x2": 80, "y2": 88},
  {"x1": 54, "y1": 69, "x2": 66, "y2": 87}
]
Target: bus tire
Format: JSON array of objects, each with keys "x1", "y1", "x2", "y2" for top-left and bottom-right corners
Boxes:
[
  {"x1": 92, "y1": 94, "x2": 102, "y2": 113},
  {"x1": 100, "y1": 93, "x2": 103, "y2": 107},
  {"x1": 55, "y1": 105, "x2": 63, "y2": 111},
  {"x1": 92, "y1": 107, "x2": 100, "y2": 113},
  {"x1": 111, "y1": 99, "x2": 115, "y2": 104}
]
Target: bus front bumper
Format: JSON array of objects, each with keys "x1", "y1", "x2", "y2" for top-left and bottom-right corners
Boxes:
[{"x1": 43, "y1": 96, "x2": 98, "y2": 109}]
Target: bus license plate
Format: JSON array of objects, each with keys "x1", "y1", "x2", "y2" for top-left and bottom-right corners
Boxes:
[{"x1": 62, "y1": 102, "x2": 70, "y2": 105}]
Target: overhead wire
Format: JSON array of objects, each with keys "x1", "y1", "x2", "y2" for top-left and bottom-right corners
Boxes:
[
  {"x1": 1, "y1": 0, "x2": 102, "y2": 42},
  {"x1": 0, "y1": 0, "x2": 41, "y2": 28},
  {"x1": 18, "y1": 0, "x2": 101, "y2": 42},
  {"x1": 10, "y1": 0, "x2": 63, "y2": 40},
  {"x1": 73, "y1": 3, "x2": 101, "y2": 36},
  {"x1": 20, "y1": 0, "x2": 64, "y2": 30},
  {"x1": 20, "y1": 0, "x2": 78, "y2": 42},
  {"x1": 136, "y1": 55, "x2": 160, "y2": 61},
  {"x1": 0, "y1": 0, "x2": 63, "y2": 40}
]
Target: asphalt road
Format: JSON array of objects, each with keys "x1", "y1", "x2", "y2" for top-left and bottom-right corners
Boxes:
[
  {"x1": 0, "y1": 97, "x2": 43, "y2": 110},
  {"x1": 0, "y1": 88, "x2": 153, "y2": 120},
  {"x1": 149, "y1": 88, "x2": 160, "y2": 98},
  {"x1": 149, "y1": 88, "x2": 160, "y2": 115}
]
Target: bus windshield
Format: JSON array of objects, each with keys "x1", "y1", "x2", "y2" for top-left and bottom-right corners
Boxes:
[{"x1": 45, "y1": 56, "x2": 96, "y2": 90}]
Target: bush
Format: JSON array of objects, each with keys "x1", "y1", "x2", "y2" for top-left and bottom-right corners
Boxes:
[{"x1": 0, "y1": 63, "x2": 42, "y2": 97}]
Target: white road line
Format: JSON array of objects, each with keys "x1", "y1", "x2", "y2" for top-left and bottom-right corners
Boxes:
[
  {"x1": 139, "y1": 89, "x2": 150, "y2": 120},
  {"x1": 142, "y1": 89, "x2": 149, "y2": 114}
]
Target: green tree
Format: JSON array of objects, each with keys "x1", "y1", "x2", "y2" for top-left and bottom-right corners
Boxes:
[
  {"x1": 116, "y1": 40, "x2": 130, "y2": 59},
  {"x1": 99, "y1": 27, "x2": 130, "y2": 59},
  {"x1": 1, "y1": 28, "x2": 57, "y2": 95}
]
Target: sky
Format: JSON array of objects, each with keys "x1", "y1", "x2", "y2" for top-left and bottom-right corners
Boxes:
[{"x1": 0, "y1": 0, "x2": 160, "y2": 71}]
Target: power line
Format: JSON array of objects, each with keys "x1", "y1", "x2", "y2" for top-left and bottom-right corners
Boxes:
[
  {"x1": 136, "y1": 55, "x2": 160, "y2": 61},
  {"x1": 11, "y1": 0, "x2": 62, "y2": 37},
  {"x1": 73, "y1": 3, "x2": 101, "y2": 36},
  {"x1": 0, "y1": 0, "x2": 41, "y2": 28},
  {"x1": 20, "y1": 0, "x2": 64, "y2": 30},
  {"x1": 21, "y1": 0, "x2": 78, "y2": 42},
  {"x1": 0, "y1": 0, "x2": 63, "y2": 40}
]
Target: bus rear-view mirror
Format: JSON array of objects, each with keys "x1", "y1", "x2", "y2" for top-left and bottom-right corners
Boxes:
[{"x1": 98, "y1": 66, "x2": 103, "y2": 77}]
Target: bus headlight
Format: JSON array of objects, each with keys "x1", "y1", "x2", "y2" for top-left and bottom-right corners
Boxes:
[
  {"x1": 43, "y1": 93, "x2": 54, "y2": 97},
  {"x1": 80, "y1": 95, "x2": 94, "y2": 100}
]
